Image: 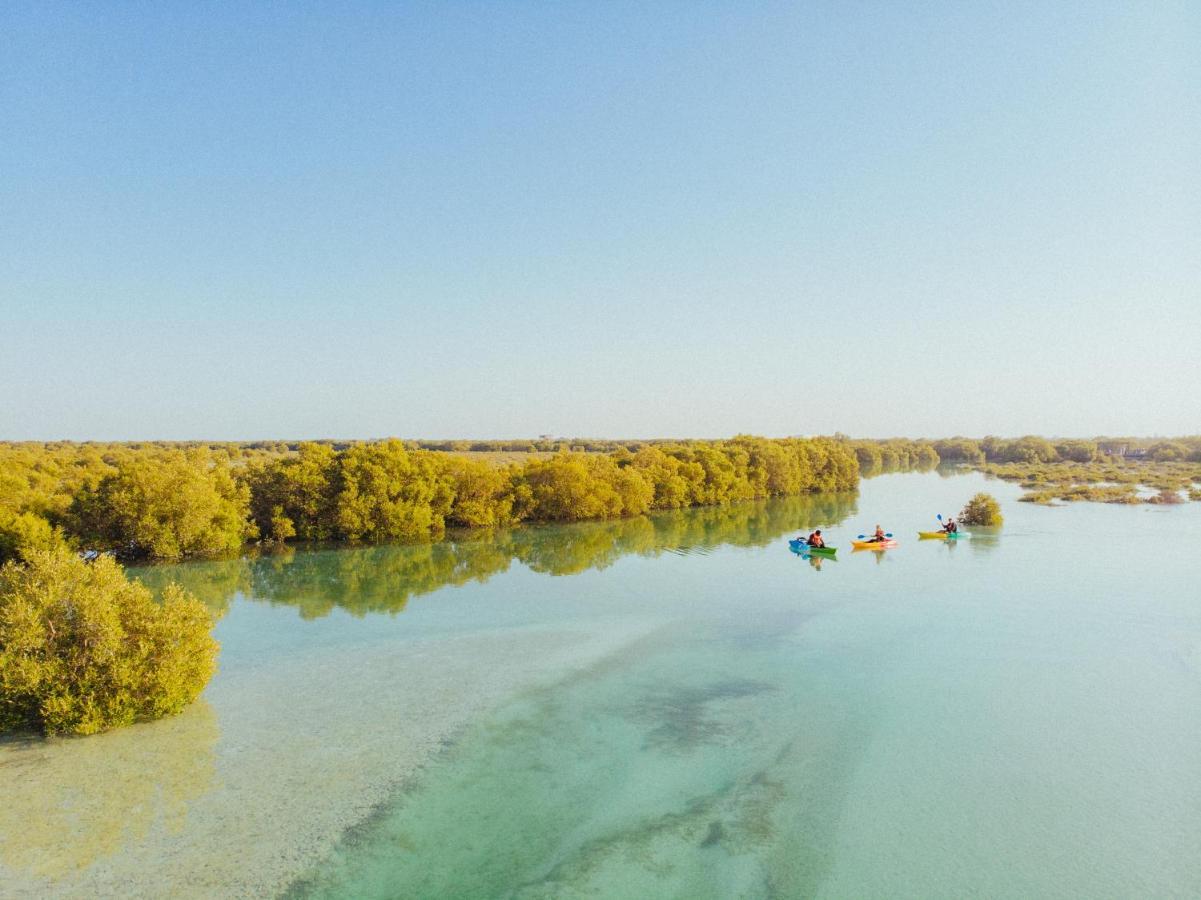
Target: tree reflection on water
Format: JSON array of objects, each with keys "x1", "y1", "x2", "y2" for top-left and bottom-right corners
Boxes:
[{"x1": 131, "y1": 493, "x2": 857, "y2": 620}]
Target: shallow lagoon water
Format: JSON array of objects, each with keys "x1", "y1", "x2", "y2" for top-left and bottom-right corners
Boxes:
[{"x1": 3, "y1": 471, "x2": 1200, "y2": 898}]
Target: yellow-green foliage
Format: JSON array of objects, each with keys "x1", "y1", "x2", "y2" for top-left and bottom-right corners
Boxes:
[
  {"x1": 442, "y1": 449, "x2": 556, "y2": 466},
  {"x1": 0, "y1": 550, "x2": 217, "y2": 735},
  {"x1": 244, "y1": 436, "x2": 860, "y2": 538},
  {"x1": 1054, "y1": 439, "x2": 1098, "y2": 462},
  {"x1": 245, "y1": 442, "x2": 340, "y2": 542},
  {"x1": 0, "y1": 436, "x2": 847, "y2": 551},
  {"x1": 845, "y1": 438, "x2": 941, "y2": 475},
  {"x1": 931, "y1": 438, "x2": 985, "y2": 464},
  {"x1": 1148, "y1": 441, "x2": 1190, "y2": 462},
  {"x1": 625, "y1": 447, "x2": 695, "y2": 508},
  {"x1": 1019, "y1": 484, "x2": 1141, "y2": 505},
  {"x1": 439, "y1": 455, "x2": 516, "y2": 527},
  {"x1": 5, "y1": 436, "x2": 1200, "y2": 547},
  {"x1": 0, "y1": 510, "x2": 69, "y2": 563},
  {"x1": 131, "y1": 555, "x2": 250, "y2": 620},
  {"x1": 0, "y1": 441, "x2": 291, "y2": 562},
  {"x1": 70, "y1": 449, "x2": 255, "y2": 559},
  {"x1": 1, "y1": 438, "x2": 860, "y2": 558},
  {"x1": 415, "y1": 438, "x2": 646, "y2": 454},
  {"x1": 514, "y1": 453, "x2": 654, "y2": 521},
  {"x1": 936, "y1": 434, "x2": 1201, "y2": 471},
  {"x1": 334, "y1": 440, "x2": 456, "y2": 542},
  {"x1": 982, "y1": 435, "x2": 1060, "y2": 463},
  {"x1": 235, "y1": 491, "x2": 861, "y2": 619},
  {"x1": 960, "y1": 493, "x2": 1003, "y2": 526},
  {"x1": 980, "y1": 456, "x2": 1201, "y2": 504}
]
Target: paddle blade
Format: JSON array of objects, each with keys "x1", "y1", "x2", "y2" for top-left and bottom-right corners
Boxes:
[{"x1": 937, "y1": 513, "x2": 943, "y2": 520}]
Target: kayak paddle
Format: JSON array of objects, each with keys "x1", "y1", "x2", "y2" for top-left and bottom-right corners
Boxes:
[{"x1": 856, "y1": 533, "x2": 894, "y2": 539}]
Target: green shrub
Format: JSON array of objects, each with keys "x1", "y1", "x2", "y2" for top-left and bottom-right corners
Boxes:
[
  {"x1": 71, "y1": 449, "x2": 254, "y2": 559},
  {"x1": 960, "y1": 492, "x2": 1003, "y2": 526},
  {"x1": 244, "y1": 441, "x2": 340, "y2": 542},
  {"x1": 1070, "y1": 485, "x2": 1140, "y2": 504},
  {"x1": 335, "y1": 440, "x2": 454, "y2": 541},
  {"x1": 513, "y1": 453, "x2": 654, "y2": 521},
  {"x1": 1018, "y1": 484, "x2": 1143, "y2": 505},
  {"x1": 932, "y1": 438, "x2": 985, "y2": 464},
  {"x1": 438, "y1": 455, "x2": 515, "y2": 528},
  {"x1": 0, "y1": 550, "x2": 217, "y2": 735},
  {"x1": 1054, "y1": 440, "x2": 1098, "y2": 462},
  {"x1": 1148, "y1": 441, "x2": 1189, "y2": 462},
  {"x1": 846, "y1": 438, "x2": 940, "y2": 474},
  {"x1": 989, "y1": 436, "x2": 1059, "y2": 464},
  {"x1": 0, "y1": 510, "x2": 69, "y2": 564}
]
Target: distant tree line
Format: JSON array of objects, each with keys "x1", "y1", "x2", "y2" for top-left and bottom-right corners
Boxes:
[
  {"x1": 5, "y1": 434, "x2": 1195, "y2": 563},
  {"x1": 838, "y1": 437, "x2": 941, "y2": 474},
  {"x1": 410, "y1": 438, "x2": 643, "y2": 453},
  {"x1": 0, "y1": 437, "x2": 861, "y2": 562},
  {"x1": 930, "y1": 435, "x2": 1201, "y2": 465}
]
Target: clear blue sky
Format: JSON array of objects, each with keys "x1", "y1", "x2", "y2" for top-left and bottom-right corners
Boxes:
[{"x1": 3, "y1": 2, "x2": 1198, "y2": 440}]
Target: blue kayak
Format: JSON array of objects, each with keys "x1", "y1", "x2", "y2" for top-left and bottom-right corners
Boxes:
[{"x1": 789, "y1": 539, "x2": 837, "y2": 556}]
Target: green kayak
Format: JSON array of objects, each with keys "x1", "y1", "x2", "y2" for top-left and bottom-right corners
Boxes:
[{"x1": 790, "y1": 539, "x2": 837, "y2": 556}]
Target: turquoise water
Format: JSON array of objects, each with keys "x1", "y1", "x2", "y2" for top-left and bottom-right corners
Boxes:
[{"x1": 3, "y1": 470, "x2": 1200, "y2": 897}]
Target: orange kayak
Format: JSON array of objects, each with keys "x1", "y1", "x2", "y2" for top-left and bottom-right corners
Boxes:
[{"x1": 851, "y1": 539, "x2": 897, "y2": 550}]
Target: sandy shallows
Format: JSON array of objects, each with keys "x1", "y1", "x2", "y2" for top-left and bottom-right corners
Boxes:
[{"x1": 0, "y1": 617, "x2": 665, "y2": 899}]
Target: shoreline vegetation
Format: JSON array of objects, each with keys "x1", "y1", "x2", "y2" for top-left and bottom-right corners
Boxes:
[
  {"x1": 0, "y1": 550, "x2": 217, "y2": 735},
  {"x1": 1, "y1": 434, "x2": 1199, "y2": 565},
  {"x1": 3, "y1": 436, "x2": 868, "y2": 564},
  {"x1": 4, "y1": 490, "x2": 860, "y2": 736},
  {"x1": 131, "y1": 491, "x2": 862, "y2": 621},
  {"x1": 3, "y1": 433, "x2": 1197, "y2": 736}
]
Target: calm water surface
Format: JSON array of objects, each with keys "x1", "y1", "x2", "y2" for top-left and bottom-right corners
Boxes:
[{"x1": 3, "y1": 471, "x2": 1200, "y2": 898}]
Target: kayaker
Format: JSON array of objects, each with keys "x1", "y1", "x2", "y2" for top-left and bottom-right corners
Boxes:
[
  {"x1": 807, "y1": 529, "x2": 825, "y2": 548},
  {"x1": 942, "y1": 517, "x2": 958, "y2": 534},
  {"x1": 871, "y1": 524, "x2": 886, "y2": 543}
]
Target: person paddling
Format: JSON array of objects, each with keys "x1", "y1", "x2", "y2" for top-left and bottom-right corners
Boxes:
[
  {"x1": 807, "y1": 529, "x2": 825, "y2": 548},
  {"x1": 871, "y1": 524, "x2": 886, "y2": 543},
  {"x1": 942, "y1": 517, "x2": 958, "y2": 534}
]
